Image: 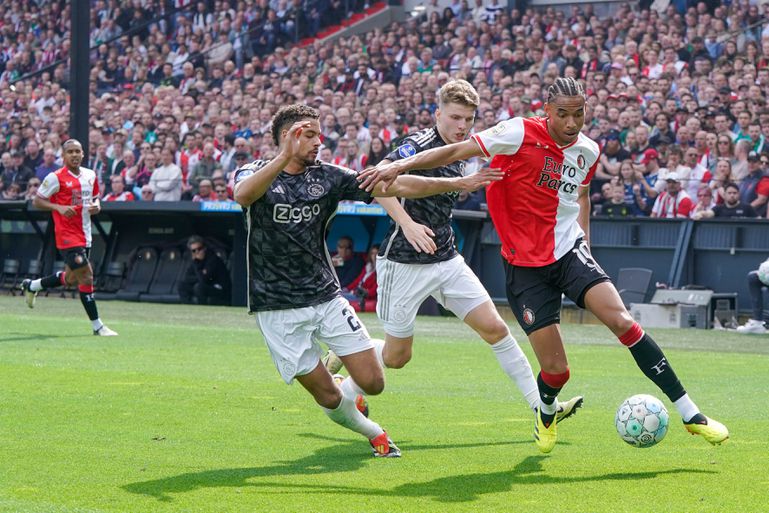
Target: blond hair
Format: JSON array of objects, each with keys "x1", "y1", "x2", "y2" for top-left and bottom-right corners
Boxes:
[{"x1": 438, "y1": 79, "x2": 480, "y2": 109}]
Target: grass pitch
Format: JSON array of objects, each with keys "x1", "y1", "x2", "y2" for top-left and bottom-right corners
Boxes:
[{"x1": 0, "y1": 295, "x2": 767, "y2": 513}]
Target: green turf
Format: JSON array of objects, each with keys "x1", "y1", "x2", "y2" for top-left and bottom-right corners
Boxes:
[{"x1": 1, "y1": 296, "x2": 767, "y2": 513}]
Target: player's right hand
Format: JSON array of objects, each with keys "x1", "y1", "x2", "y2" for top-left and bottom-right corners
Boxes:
[
  {"x1": 460, "y1": 167, "x2": 504, "y2": 192},
  {"x1": 58, "y1": 205, "x2": 77, "y2": 217},
  {"x1": 402, "y1": 222, "x2": 436, "y2": 254},
  {"x1": 279, "y1": 121, "x2": 312, "y2": 160},
  {"x1": 357, "y1": 163, "x2": 402, "y2": 192}
]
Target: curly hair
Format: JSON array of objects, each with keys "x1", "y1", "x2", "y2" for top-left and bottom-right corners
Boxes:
[{"x1": 270, "y1": 104, "x2": 320, "y2": 146}]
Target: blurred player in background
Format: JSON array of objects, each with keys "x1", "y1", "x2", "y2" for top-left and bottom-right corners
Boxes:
[{"x1": 21, "y1": 139, "x2": 118, "y2": 336}]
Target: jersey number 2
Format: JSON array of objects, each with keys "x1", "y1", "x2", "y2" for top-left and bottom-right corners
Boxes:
[{"x1": 342, "y1": 307, "x2": 362, "y2": 332}]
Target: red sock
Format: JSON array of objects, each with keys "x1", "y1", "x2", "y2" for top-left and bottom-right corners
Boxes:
[{"x1": 619, "y1": 322, "x2": 645, "y2": 347}]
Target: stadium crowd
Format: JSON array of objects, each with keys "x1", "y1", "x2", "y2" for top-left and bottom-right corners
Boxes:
[{"x1": 2, "y1": 0, "x2": 769, "y2": 220}]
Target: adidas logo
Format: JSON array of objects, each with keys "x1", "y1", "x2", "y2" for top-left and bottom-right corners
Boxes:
[{"x1": 272, "y1": 184, "x2": 285, "y2": 194}]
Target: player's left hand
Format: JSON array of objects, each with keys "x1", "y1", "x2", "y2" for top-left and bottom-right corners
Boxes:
[
  {"x1": 358, "y1": 163, "x2": 402, "y2": 192},
  {"x1": 459, "y1": 167, "x2": 504, "y2": 192},
  {"x1": 88, "y1": 202, "x2": 101, "y2": 215},
  {"x1": 402, "y1": 221, "x2": 436, "y2": 254}
]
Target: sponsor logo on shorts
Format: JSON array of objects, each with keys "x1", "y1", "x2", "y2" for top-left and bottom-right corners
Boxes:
[
  {"x1": 398, "y1": 143, "x2": 417, "y2": 158},
  {"x1": 522, "y1": 307, "x2": 535, "y2": 325},
  {"x1": 280, "y1": 359, "x2": 297, "y2": 378}
]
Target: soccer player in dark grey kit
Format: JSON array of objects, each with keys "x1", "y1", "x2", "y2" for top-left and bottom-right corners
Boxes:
[{"x1": 233, "y1": 104, "x2": 500, "y2": 457}]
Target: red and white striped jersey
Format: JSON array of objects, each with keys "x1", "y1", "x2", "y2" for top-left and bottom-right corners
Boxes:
[
  {"x1": 37, "y1": 166, "x2": 99, "y2": 249},
  {"x1": 472, "y1": 116, "x2": 600, "y2": 267}
]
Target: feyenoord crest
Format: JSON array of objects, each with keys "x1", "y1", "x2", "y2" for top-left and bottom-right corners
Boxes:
[
  {"x1": 74, "y1": 254, "x2": 84, "y2": 265},
  {"x1": 307, "y1": 183, "x2": 325, "y2": 197},
  {"x1": 522, "y1": 307, "x2": 535, "y2": 325},
  {"x1": 577, "y1": 154, "x2": 586, "y2": 170}
]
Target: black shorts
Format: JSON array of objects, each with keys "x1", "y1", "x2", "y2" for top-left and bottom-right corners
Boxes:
[
  {"x1": 63, "y1": 247, "x2": 91, "y2": 271},
  {"x1": 504, "y1": 239, "x2": 611, "y2": 335}
]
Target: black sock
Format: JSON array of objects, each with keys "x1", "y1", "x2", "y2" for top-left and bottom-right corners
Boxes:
[
  {"x1": 79, "y1": 291, "x2": 100, "y2": 321},
  {"x1": 537, "y1": 373, "x2": 561, "y2": 427},
  {"x1": 40, "y1": 272, "x2": 63, "y2": 290},
  {"x1": 628, "y1": 334, "x2": 686, "y2": 402}
]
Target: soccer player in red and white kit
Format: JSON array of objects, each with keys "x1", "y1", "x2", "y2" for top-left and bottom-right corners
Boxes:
[
  {"x1": 359, "y1": 77, "x2": 728, "y2": 453},
  {"x1": 21, "y1": 139, "x2": 118, "y2": 336}
]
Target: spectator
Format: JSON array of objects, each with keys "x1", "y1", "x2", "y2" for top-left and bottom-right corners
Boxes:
[
  {"x1": 1, "y1": 182, "x2": 21, "y2": 201},
  {"x1": 35, "y1": 149, "x2": 59, "y2": 181},
  {"x1": 455, "y1": 190, "x2": 482, "y2": 211},
  {"x1": 602, "y1": 183, "x2": 633, "y2": 218},
  {"x1": 103, "y1": 175, "x2": 136, "y2": 202},
  {"x1": 189, "y1": 143, "x2": 222, "y2": 191},
  {"x1": 618, "y1": 160, "x2": 651, "y2": 216},
  {"x1": 214, "y1": 183, "x2": 230, "y2": 202},
  {"x1": 24, "y1": 140, "x2": 44, "y2": 171},
  {"x1": 178, "y1": 236, "x2": 231, "y2": 306},
  {"x1": 690, "y1": 186, "x2": 716, "y2": 220},
  {"x1": 193, "y1": 179, "x2": 216, "y2": 202},
  {"x1": 714, "y1": 182, "x2": 758, "y2": 218},
  {"x1": 24, "y1": 178, "x2": 41, "y2": 201},
  {"x1": 651, "y1": 172, "x2": 694, "y2": 219},
  {"x1": 149, "y1": 148, "x2": 183, "y2": 201},
  {"x1": 740, "y1": 151, "x2": 769, "y2": 216},
  {"x1": 139, "y1": 184, "x2": 155, "y2": 202},
  {"x1": 1, "y1": 151, "x2": 34, "y2": 191},
  {"x1": 331, "y1": 235, "x2": 364, "y2": 290},
  {"x1": 343, "y1": 244, "x2": 379, "y2": 312}
]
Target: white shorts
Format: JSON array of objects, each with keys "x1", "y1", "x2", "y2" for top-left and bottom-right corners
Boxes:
[
  {"x1": 255, "y1": 296, "x2": 372, "y2": 384},
  {"x1": 376, "y1": 254, "x2": 491, "y2": 338}
]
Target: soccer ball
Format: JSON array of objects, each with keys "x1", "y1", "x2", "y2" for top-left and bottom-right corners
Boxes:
[
  {"x1": 615, "y1": 394, "x2": 669, "y2": 448},
  {"x1": 758, "y1": 260, "x2": 769, "y2": 286}
]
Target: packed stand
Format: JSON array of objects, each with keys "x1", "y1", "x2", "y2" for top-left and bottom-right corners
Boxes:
[{"x1": 1, "y1": 0, "x2": 769, "y2": 220}]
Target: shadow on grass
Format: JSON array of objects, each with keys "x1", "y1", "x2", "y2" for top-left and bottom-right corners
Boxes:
[
  {"x1": 124, "y1": 433, "x2": 713, "y2": 504},
  {"x1": 0, "y1": 332, "x2": 86, "y2": 342},
  {"x1": 123, "y1": 433, "x2": 527, "y2": 502},
  {"x1": 207, "y1": 455, "x2": 717, "y2": 503}
]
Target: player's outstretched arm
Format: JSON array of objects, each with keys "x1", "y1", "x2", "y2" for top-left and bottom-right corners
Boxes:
[
  {"x1": 358, "y1": 138, "x2": 485, "y2": 193},
  {"x1": 375, "y1": 167, "x2": 503, "y2": 200},
  {"x1": 233, "y1": 122, "x2": 309, "y2": 206}
]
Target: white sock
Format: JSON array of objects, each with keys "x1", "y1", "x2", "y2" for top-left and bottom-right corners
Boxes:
[
  {"x1": 370, "y1": 338, "x2": 386, "y2": 368},
  {"x1": 340, "y1": 376, "x2": 366, "y2": 399},
  {"x1": 91, "y1": 319, "x2": 104, "y2": 331},
  {"x1": 540, "y1": 398, "x2": 558, "y2": 416},
  {"x1": 321, "y1": 396, "x2": 383, "y2": 440},
  {"x1": 30, "y1": 279, "x2": 43, "y2": 292},
  {"x1": 674, "y1": 393, "x2": 700, "y2": 422},
  {"x1": 490, "y1": 334, "x2": 540, "y2": 411}
]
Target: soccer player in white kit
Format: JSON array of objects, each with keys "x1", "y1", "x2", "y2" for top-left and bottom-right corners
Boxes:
[{"x1": 359, "y1": 77, "x2": 729, "y2": 453}]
